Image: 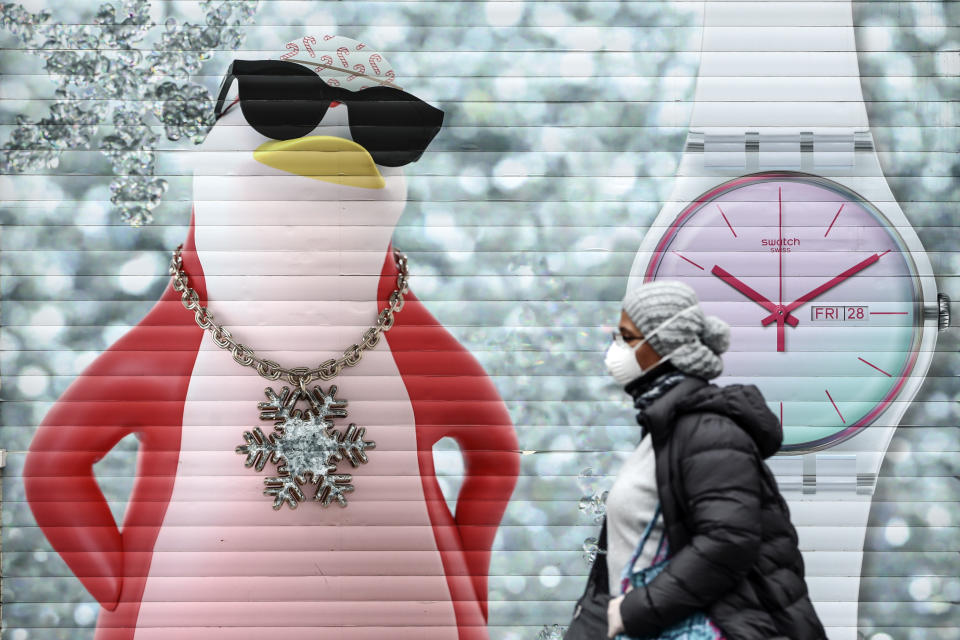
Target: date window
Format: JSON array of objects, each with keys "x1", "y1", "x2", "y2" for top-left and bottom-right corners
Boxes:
[{"x1": 811, "y1": 306, "x2": 868, "y2": 321}]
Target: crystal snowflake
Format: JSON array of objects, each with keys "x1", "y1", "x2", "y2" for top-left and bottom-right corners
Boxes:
[
  {"x1": 0, "y1": 0, "x2": 260, "y2": 226},
  {"x1": 236, "y1": 384, "x2": 376, "y2": 510}
]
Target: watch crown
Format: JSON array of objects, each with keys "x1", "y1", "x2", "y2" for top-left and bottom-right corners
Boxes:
[{"x1": 937, "y1": 293, "x2": 951, "y2": 332}]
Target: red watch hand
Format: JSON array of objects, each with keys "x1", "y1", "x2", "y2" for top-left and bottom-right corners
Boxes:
[
  {"x1": 761, "y1": 252, "x2": 883, "y2": 326},
  {"x1": 777, "y1": 187, "x2": 785, "y2": 351},
  {"x1": 711, "y1": 265, "x2": 799, "y2": 327}
]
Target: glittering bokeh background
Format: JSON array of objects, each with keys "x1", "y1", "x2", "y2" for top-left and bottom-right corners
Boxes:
[{"x1": 1, "y1": 1, "x2": 957, "y2": 639}]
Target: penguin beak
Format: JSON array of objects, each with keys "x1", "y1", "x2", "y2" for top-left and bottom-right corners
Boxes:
[{"x1": 252, "y1": 135, "x2": 386, "y2": 189}]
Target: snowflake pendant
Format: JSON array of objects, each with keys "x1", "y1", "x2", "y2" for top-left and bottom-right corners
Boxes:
[{"x1": 235, "y1": 383, "x2": 375, "y2": 510}]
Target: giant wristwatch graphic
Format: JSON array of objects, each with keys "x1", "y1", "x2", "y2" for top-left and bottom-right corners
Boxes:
[{"x1": 625, "y1": 2, "x2": 950, "y2": 639}]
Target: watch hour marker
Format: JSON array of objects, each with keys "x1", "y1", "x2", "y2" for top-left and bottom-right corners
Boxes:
[
  {"x1": 824, "y1": 203, "x2": 845, "y2": 237},
  {"x1": 717, "y1": 205, "x2": 737, "y2": 237},
  {"x1": 858, "y1": 356, "x2": 892, "y2": 377},
  {"x1": 670, "y1": 250, "x2": 704, "y2": 271},
  {"x1": 825, "y1": 389, "x2": 845, "y2": 423}
]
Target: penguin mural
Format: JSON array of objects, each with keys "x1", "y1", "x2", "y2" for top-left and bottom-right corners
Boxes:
[{"x1": 24, "y1": 34, "x2": 520, "y2": 640}]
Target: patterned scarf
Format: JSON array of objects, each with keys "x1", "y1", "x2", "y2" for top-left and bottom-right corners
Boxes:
[{"x1": 624, "y1": 364, "x2": 688, "y2": 438}]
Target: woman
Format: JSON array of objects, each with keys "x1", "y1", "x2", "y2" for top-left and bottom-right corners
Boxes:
[{"x1": 595, "y1": 281, "x2": 826, "y2": 639}]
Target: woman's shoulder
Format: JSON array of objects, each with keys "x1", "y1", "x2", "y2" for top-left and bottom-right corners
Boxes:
[
  {"x1": 672, "y1": 406, "x2": 761, "y2": 458},
  {"x1": 668, "y1": 380, "x2": 782, "y2": 459}
]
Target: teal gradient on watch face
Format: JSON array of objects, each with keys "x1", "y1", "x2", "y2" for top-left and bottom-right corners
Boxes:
[{"x1": 646, "y1": 172, "x2": 922, "y2": 452}]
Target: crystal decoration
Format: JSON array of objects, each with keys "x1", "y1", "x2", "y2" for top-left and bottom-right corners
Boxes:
[
  {"x1": 0, "y1": 0, "x2": 260, "y2": 226},
  {"x1": 577, "y1": 466, "x2": 601, "y2": 495},
  {"x1": 236, "y1": 383, "x2": 376, "y2": 510},
  {"x1": 582, "y1": 536, "x2": 602, "y2": 565},
  {"x1": 578, "y1": 490, "x2": 608, "y2": 524},
  {"x1": 537, "y1": 623, "x2": 566, "y2": 640},
  {"x1": 577, "y1": 466, "x2": 609, "y2": 566}
]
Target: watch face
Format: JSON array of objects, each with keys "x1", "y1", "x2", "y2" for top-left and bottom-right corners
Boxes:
[{"x1": 644, "y1": 171, "x2": 922, "y2": 453}]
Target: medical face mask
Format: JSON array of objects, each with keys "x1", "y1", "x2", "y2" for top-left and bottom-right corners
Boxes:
[{"x1": 604, "y1": 304, "x2": 699, "y2": 386}]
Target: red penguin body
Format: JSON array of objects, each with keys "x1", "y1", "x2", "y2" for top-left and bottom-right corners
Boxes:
[{"x1": 24, "y1": 212, "x2": 520, "y2": 640}]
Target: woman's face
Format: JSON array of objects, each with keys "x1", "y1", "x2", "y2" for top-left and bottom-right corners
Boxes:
[{"x1": 618, "y1": 310, "x2": 664, "y2": 371}]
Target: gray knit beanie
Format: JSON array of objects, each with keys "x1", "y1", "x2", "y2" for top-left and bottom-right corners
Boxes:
[{"x1": 621, "y1": 281, "x2": 730, "y2": 380}]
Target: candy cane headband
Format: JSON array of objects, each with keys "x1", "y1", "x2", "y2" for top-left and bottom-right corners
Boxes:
[{"x1": 284, "y1": 58, "x2": 404, "y2": 90}]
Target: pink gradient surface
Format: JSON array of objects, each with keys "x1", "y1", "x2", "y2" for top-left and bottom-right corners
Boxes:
[{"x1": 645, "y1": 172, "x2": 922, "y2": 451}]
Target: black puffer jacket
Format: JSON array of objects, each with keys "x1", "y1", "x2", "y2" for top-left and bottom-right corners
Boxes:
[{"x1": 614, "y1": 372, "x2": 827, "y2": 640}]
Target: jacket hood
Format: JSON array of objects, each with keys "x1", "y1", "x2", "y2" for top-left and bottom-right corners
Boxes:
[
  {"x1": 640, "y1": 377, "x2": 783, "y2": 459},
  {"x1": 675, "y1": 381, "x2": 783, "y2": 458}
]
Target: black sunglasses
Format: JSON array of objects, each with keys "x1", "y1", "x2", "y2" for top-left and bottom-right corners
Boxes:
[{"x1": 214, "y1": 59, "x2": 444, "y2": 167}]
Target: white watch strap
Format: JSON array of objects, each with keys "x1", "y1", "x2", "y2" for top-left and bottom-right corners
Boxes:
[
  {"x1": 768, "y1": 449, "x2": 885, "y2": 640},
  {"x1": 782, "y1": 491, "x2": 869, "y2": 640},
  {"x1": 691, "y1": 0, "x2": 869, "y2": 133},
  {"x1": 769, "y1": 453, "x2": 872, "y2": 640}
]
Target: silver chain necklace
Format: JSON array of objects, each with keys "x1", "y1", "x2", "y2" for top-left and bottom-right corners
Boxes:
[
  {"x1": 167, "y1": 244, "x2": 410, "y2": 511},
  {"x1": 169, "y1": 244, "x2": 410, "y2": 387}
]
